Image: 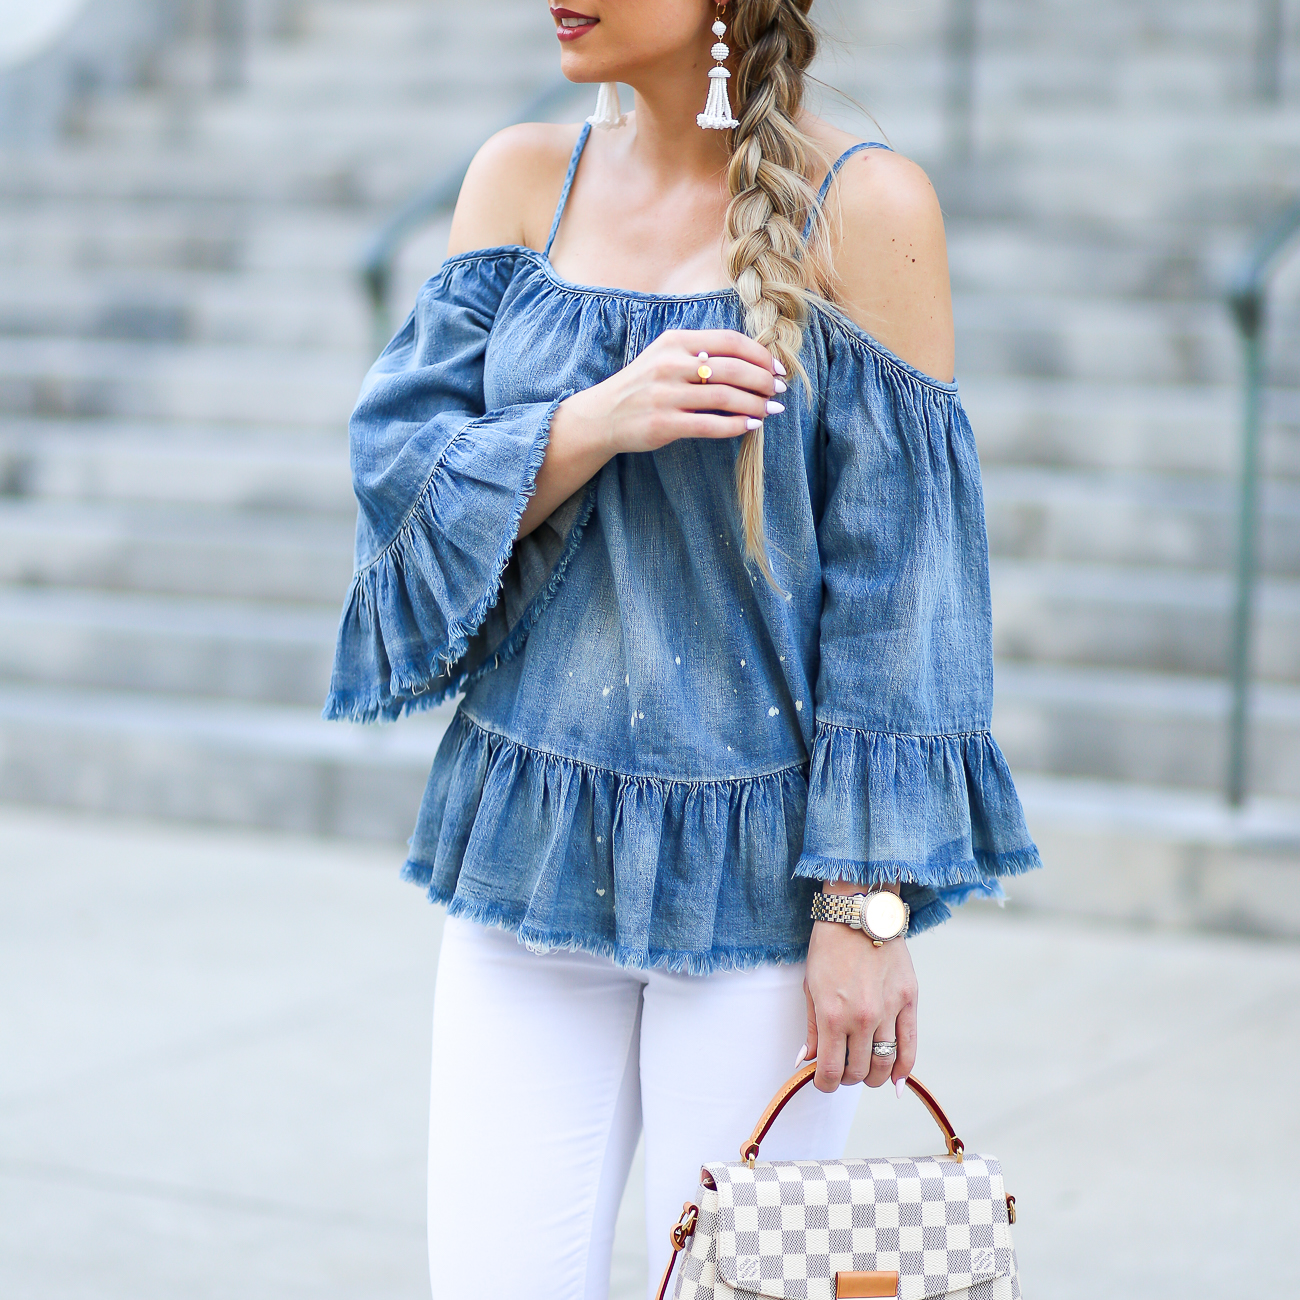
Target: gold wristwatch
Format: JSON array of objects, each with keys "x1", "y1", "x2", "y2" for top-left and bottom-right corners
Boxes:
[{"x1": 810, "y1": 890, "x2": 910, "y2": 946}]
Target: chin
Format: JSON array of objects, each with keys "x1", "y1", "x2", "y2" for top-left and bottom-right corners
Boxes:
[{"x1": 558, "y1": 50, "x2": 621, "y2": 85}]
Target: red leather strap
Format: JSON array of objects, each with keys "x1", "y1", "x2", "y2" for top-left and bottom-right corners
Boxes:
[
  {"x1": 653, "y1": 1248, "x2": 678, "y2": 1300},
  {"x1": 653, "y1": 1203, "x2": 698, "y2": 1300},
  {"x1": 740, "y1": 1064, "x2": 964, "y2": 1163}
]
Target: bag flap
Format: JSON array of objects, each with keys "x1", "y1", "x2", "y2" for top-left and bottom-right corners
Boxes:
[{"x1": 703, "y1": 1155, "x2": 1014, "y2": 1300}]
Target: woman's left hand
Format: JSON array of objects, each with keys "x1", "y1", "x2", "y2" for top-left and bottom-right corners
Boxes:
[{"x1": 801, "y1": 892, "x2": 918, "y2": 1093}]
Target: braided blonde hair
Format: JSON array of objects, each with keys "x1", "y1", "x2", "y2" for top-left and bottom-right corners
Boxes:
[{"x1": 723, "y1": 0, "x2": 831, "y2": 585}]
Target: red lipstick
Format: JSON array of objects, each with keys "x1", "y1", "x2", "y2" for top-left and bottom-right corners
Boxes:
[{"x1": 551, "y1": 7, "x2": 599, "y2": 41}]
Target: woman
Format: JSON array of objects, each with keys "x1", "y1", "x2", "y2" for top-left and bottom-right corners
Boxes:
[{"x1": 325, "y1": 3, "x2": 1039, "y2": 1297}]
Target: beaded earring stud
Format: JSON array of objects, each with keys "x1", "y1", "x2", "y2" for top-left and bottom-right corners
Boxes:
[{"x1": 697, "y1": 4, "x2": 739, "y2": 130}]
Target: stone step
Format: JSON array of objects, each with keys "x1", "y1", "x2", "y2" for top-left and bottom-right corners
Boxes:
[
  {"x1": 0, "y1": 682, "x2": 447, "y2": 838},
  {"x1": 992, "y1": 662, "x2": 1300, "y2": 798},
  {"x1": 0, "y1": 203, "x2": 374, "y2": 277},
  {"x1": 0, "y1": 267, "x2": 369, "y2": 350},
  {"x1": 982, "y1": 466, "x2": 1300, "y2": 574},
  {"x1": 11, "y1": 458, "x2": 1297, "y2": 605},
  {"x1": 963, "y1": 377, "x2": 1300, "y2": 481},
  {"x1": 0, "y1": 109, "x2": 496, "y2": 207},
  {"x1": 3, "y1": 559, "x2": 1294, "y2": 711},
  {"x1": 4, "y1": 272, "x2": 1277, "y2": 390},
  {"x1": 0, "y1": 586, "x2": 337, "y2": 706},
  {"x1": 6, "y1": 100, "x2": 1299, "y2": 207},
  {"x1": 0, "y1": 336, "x2": 362, "y2": 426},
  {"x1": 991, "y1": 560, "x2": 1300, "y2": 681},
  {"x1": 3, "y1": 668, "x2": 1296, "y2": 842},
  {"x1": 1011, "y1": 773, "x2": 1300, "y2": 939},
  {"x1": 0, "y1": 499, "x2": 353, "y2": 601},
  {"x1": 953, "y1": 293, "x2": 1257, "y2": 386},
  {"x1": 2, "y1": 260, "x2": 1278, "y2": 392},
  {"x1": 0, "y1": 291, "x2": 1281, "y2": 435},
  {"x1": 0, "y1": 178, "x2": 1283, "y2": 310},
  {"x1": 0, "y1": 419, "x2": 352, "y2": 510},
  {"x1": 945, "y1": 221, "x2": 1244, "y2": 301}
]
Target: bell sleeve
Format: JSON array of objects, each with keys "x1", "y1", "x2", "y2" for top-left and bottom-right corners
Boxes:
[
  {"x1": 794, "y1": 344, "x2": 1040, "y2": 933},
  {"x1": 323, "y1": 260, "x2": 593, "y2": 723}
]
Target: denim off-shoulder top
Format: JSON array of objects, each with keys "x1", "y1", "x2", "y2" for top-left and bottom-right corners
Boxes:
[{"x1": 325, "y1": 125, "x2": 1041, "y2": 973}]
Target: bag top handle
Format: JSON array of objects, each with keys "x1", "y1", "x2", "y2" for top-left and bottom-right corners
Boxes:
[{"x1": 740, "y1": 1063, "x2": 965, "y2": 1165}]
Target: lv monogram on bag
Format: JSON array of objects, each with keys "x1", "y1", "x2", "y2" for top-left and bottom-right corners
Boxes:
[{"x1": 655, "y1": 1065, "x2": 1021, "y2": 1300}]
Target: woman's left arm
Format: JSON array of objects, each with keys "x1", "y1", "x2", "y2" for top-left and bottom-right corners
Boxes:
[{"x1": 800, "y1": 151, "x2": 953, "y2": 1095}]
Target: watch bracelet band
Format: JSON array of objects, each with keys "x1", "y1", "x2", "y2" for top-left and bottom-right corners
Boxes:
[
  {"x1": 809, "y1": 889, "x2": 909, "y2": 941},
  {"x1": 809, "y1": 892, "x2": 867, "y2": 927}
]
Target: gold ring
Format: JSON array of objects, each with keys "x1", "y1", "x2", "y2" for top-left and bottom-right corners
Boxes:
[{"x1": 696, "y1": 351, "x2": 711, "y2": 383}]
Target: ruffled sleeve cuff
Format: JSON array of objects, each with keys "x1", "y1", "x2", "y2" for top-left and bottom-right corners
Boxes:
[
  {"x1": 324, "y1": 395, "x2": 593, "y2": 722},
  {"x1": 794, "y1": 721, "x2": 1041, "y2": 934}
]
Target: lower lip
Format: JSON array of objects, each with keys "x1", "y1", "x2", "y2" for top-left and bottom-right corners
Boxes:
[{"x1": 555, "y1": 20, "x2": 597, "y2": 41}]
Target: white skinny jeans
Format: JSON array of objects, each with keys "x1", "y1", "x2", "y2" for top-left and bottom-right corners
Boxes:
[{"x1": 427, "y1": 916, "x2": 860, "y2": 1300}]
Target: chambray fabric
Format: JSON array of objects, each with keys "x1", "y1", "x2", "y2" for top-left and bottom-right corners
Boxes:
[{"x1": 325, "y1": 127, "x2": 1040, "y2": 972}]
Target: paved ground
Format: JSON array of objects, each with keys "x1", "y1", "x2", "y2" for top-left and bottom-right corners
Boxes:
[{"x1": 2, "y1": 804, "x2": 1297, "y2": 1300}]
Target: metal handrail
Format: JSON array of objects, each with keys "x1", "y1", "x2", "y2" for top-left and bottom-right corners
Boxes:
[
  {"x1": 944, "y1": 0, "x2": 977, "y2": 163},
  {"x1": 1255, "y1": 0, "x2": 1285, "y2": 103},
  {"x1": 1224, "y1": 197, "x2": 1300, "y2": 805},
  {"x1": 359, "y1": 79, "x2": 579, "y2": 355}
]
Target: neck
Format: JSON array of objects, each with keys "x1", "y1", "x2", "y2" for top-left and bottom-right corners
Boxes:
[{"x1": 623, "y1": 62, "x2": 732, "y2": 182}]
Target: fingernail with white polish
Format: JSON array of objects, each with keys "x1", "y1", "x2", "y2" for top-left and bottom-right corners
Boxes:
[
  {"x1": 766, "y1": 400, "x2": 785, "y2": 415},
  {"x1": 794, "y1": 1044, "x2": 809, "y2": 1069},
  {"x1": 773, "y1": 359, "x2": 787, "y2": 375},
  {"x1": 746, "y1": 417, "x2": 761, "y2": 430},
  {"x1": 895, "y1": 1077, "x2": 907, "y2": 1099},
  {"x1": 774, "y1": 378, "x2": 787, "y2": 394}
]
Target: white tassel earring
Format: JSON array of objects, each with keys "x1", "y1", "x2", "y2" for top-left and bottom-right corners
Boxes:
[
  {"x1": 587, "y1": 82, "x2": 627, "y2": 130},
  {"x1": 697, "y1": 4, "x2": 739, "y2": 130}
]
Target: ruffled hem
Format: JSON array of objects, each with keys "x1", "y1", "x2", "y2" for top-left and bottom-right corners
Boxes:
[
  {"x1": 405, "y1": 887, "x2": 813, "y2": 976},
  {"x1": 402, "y1": 710, "x2": 819, "y2": 974},
  {"x1": 324, "y1": 395, "x2": 577, "y2": 723},
  {"x1": 793, "y1": 721, "x2": 1040, "y2": 933}
]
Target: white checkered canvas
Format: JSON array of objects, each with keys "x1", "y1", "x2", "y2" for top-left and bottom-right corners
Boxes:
[{"x1": 673, "y1": 1155, "x2": 1019, "y2": 1300}]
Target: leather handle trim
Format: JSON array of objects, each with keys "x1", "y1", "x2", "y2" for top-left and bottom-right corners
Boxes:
[{"x1": 739, "y1": 1064, "x2": 964, "y2": 1163}]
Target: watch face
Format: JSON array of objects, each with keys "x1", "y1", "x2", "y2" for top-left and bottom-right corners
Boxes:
[{"x1": 864, "y1": 891, "x2": 907, "y2": 939}]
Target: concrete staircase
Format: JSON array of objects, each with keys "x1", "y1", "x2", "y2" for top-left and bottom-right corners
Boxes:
[
  {"x1": 2, "y1": 0, "x2": 1298, "y2": 930},
  {"x1": 0, "y1": 0, "x2": 579, "y2": 836}
]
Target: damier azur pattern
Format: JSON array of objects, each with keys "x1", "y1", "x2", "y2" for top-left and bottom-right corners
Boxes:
[{"x1": 673, "y1": 1155, "x2": 1020, "y2": 1300}]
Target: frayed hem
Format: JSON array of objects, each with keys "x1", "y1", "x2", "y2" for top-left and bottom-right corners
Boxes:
[
  {"x1": 323, "y1": 393, "x2": 572, "y2": 726},
  {"x1": 413, "y1": 879, "x2": 811, "y2": 975},
  {"x1": 792, "y1": 843, "x2": 1040, "y2": 888},
  {"x1": 324, "y1": 683, "x2": 454, "y2": 724},
  {"x1": 907, "y1": 897, "x2": 952, "y2": 935}
]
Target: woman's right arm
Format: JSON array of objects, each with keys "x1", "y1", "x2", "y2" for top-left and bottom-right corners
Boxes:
[{"x1": 446, "y1": 125, "x2": 787, "y2": 540}]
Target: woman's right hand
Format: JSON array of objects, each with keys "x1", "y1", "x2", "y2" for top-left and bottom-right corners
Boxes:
[
  {"x1": 517, "y1": 330, "x2": 785, "y2": 539},
  {"x1": 562, "y1": 328, "x2": 786, "y2": 456}
]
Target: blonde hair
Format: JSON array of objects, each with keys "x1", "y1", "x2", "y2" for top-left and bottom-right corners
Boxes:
[{"x1": 723, "y1": 0, "x2": 831, "y2": 586}]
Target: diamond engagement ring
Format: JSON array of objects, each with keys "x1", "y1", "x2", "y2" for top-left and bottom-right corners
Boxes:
[{"x1": 871, "y1": 1041, "x2": 897, "y2": 1057}]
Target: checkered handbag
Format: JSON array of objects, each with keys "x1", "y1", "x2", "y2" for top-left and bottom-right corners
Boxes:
[{"x1": 654, "y1": 1064, "x2": 1020, "y2": 1300}]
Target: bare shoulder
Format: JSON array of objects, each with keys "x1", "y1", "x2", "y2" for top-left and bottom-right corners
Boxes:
[
  {"x1": 815, "y1": 138, "x2": 955, "y2": 384},
  {"x1": 447, "y1": 122, "x2": 582, "y2": 259}
]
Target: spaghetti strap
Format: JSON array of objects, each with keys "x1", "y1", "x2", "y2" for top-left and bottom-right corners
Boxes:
[
  {"x1": 543, "y1": 121, "x2": 593, "y2": 260},
  {"x1": 802, "y1": 141, "x2": 892, "y2": 241}
]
